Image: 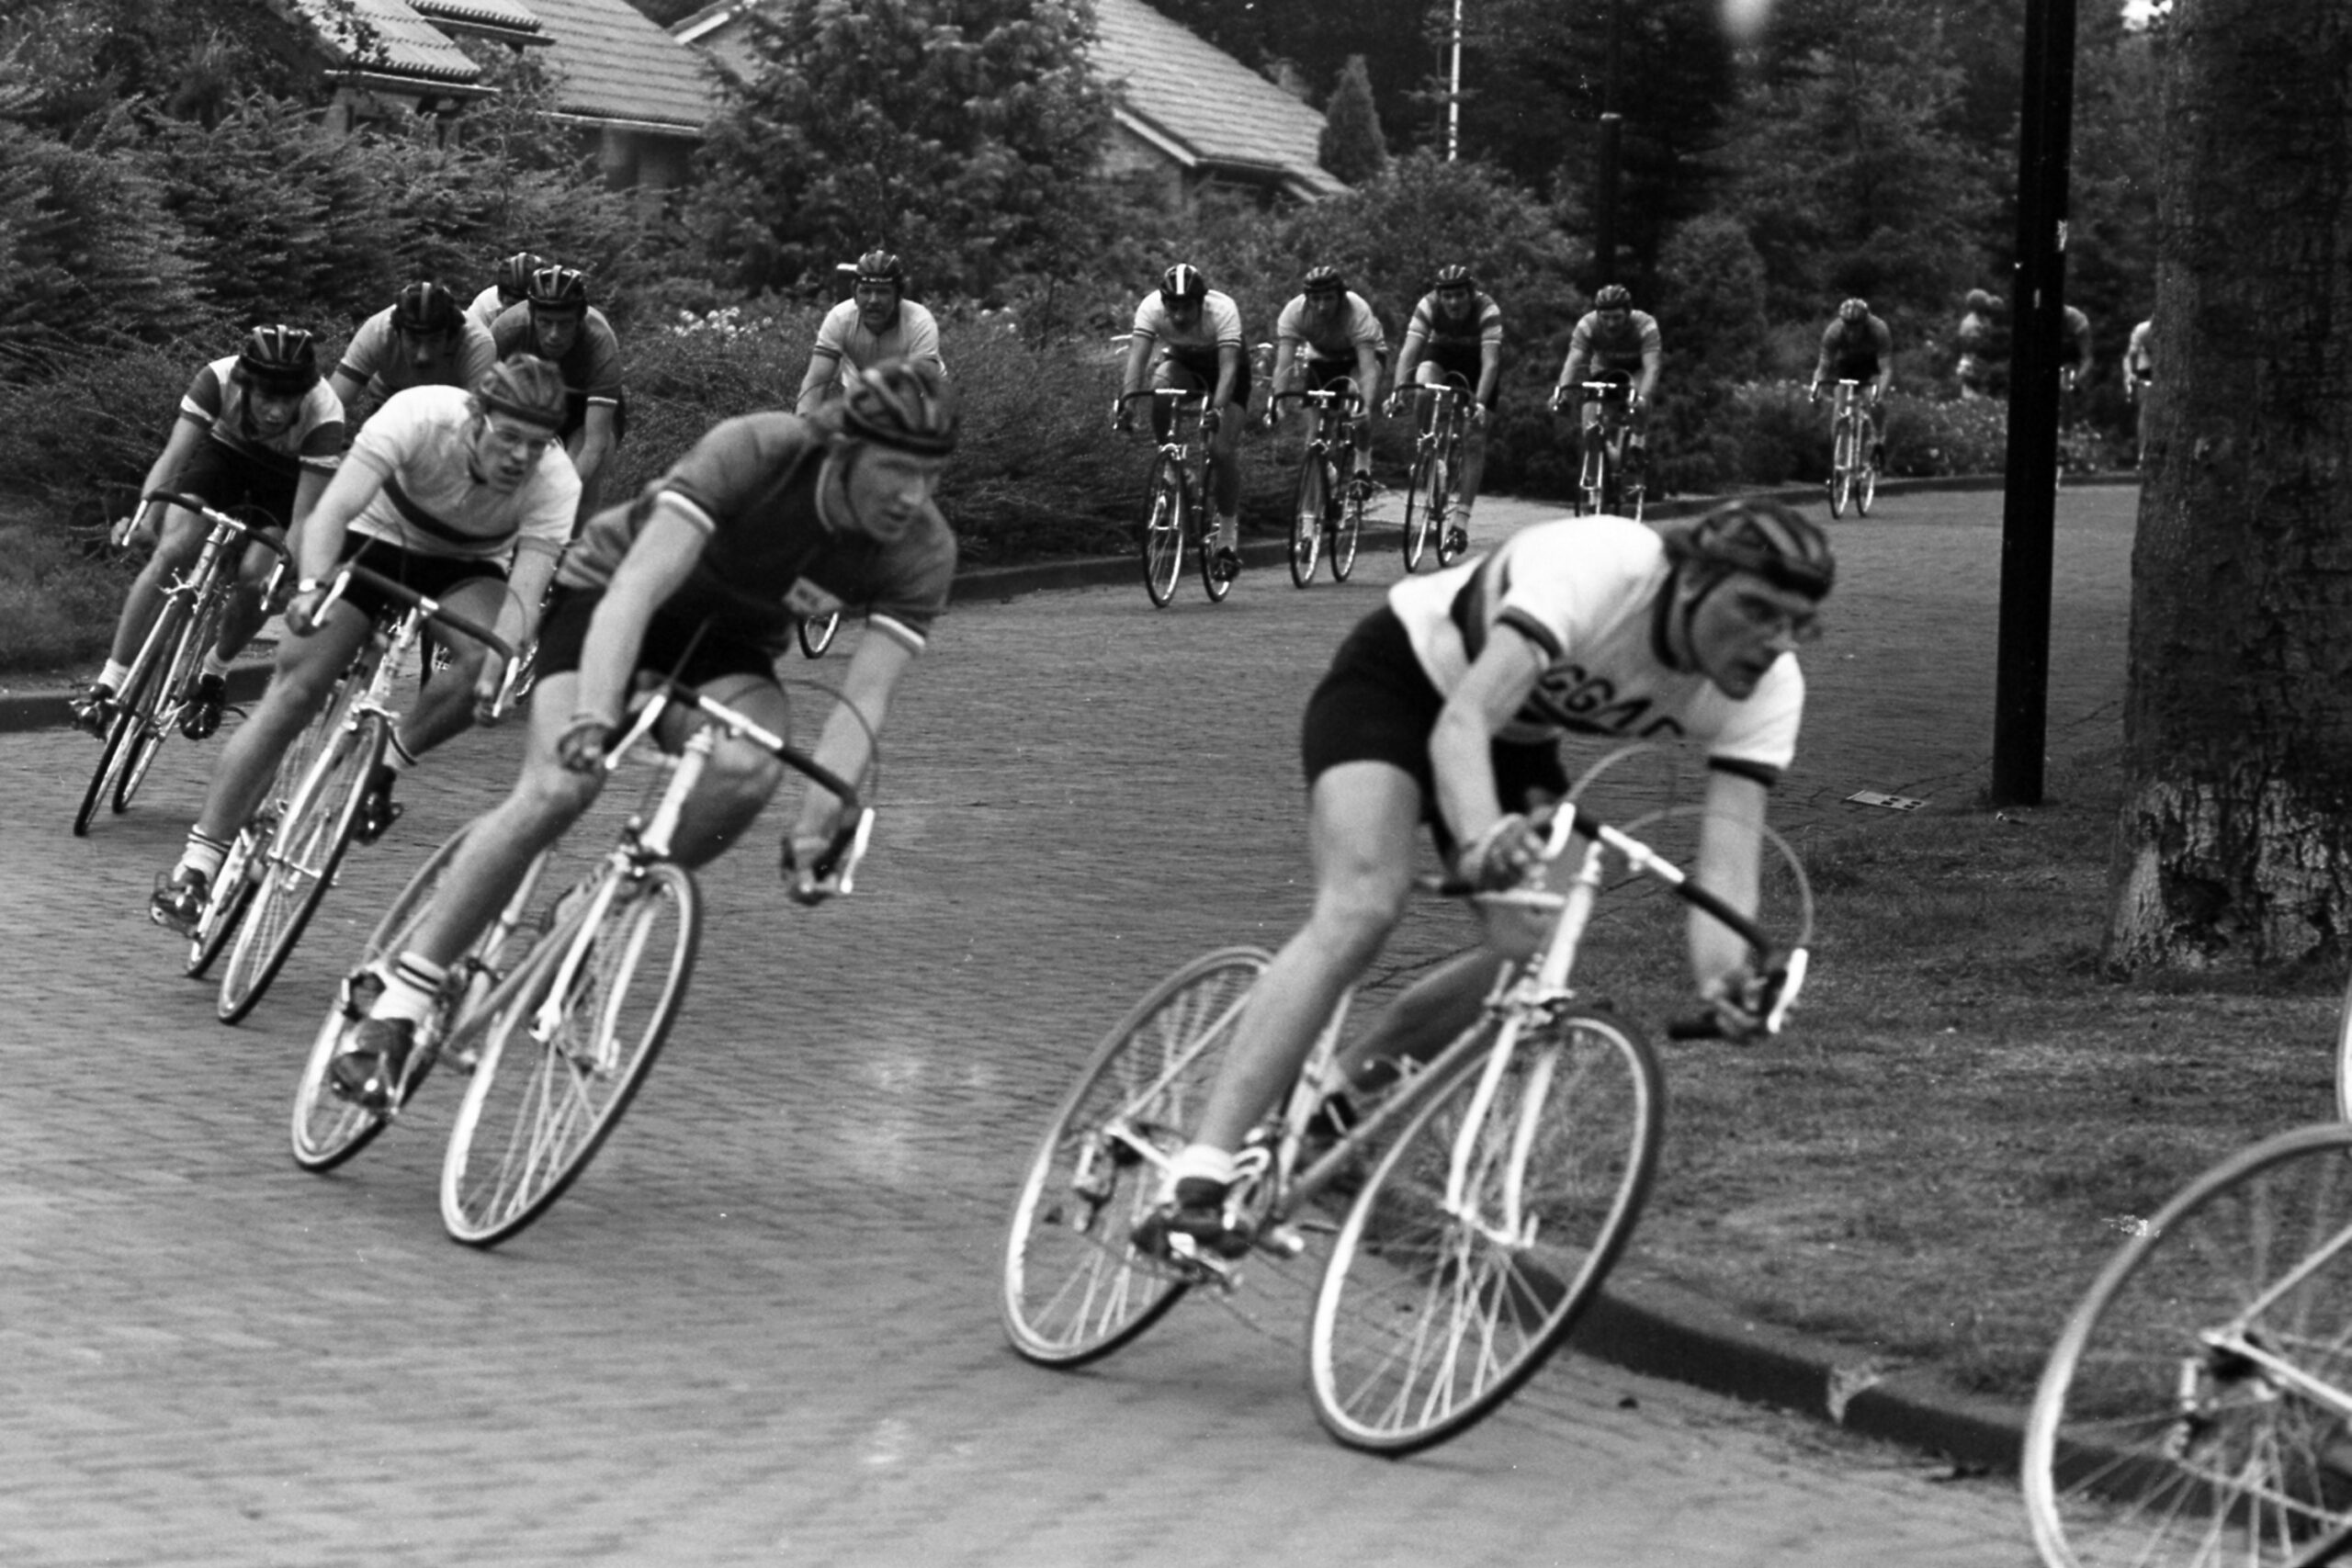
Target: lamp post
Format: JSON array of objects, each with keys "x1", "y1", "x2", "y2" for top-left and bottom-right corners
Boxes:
[{"x1": 1447, "y1": 0, "x2": 1464, "y2": 159}]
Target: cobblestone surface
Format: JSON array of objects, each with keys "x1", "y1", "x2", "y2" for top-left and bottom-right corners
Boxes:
[{"x1": 0, "y1": 488, "x2": 2134, "y2": 1565}]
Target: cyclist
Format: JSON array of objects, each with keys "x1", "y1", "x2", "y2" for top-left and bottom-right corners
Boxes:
[
  {"x1": 2124, "y1": 316, "x2": 2154, "y2": 465},
  {"x1": 1133, "y1": 499, "x2": 1837, "y2": 1261},
  {"x1": 794, "y1": 249, "x2": 945, "y2": 415},
  {"x1": 327, "y1": 280, "x2": 499, "y2": 421},
  {"x1": 1552, "y1": 282, "x2": 1663, "y2": 491},
  {"x1": 322, "y1": 359, "x2": 959, "y2": 1110},
  {"x1": 1388, "y1": 265, "x2": 1500, "y2": 555},
  {"x1": 2058, "y1": 302, "x2": 2096, "y2": 393},
  {"x1": 1808, "y1": 297, "x2": 1894, "y2": 469},
  {"x1": 71, "y1": 326, "x2": 345, "y2": 743},
  {"x1": 1955, "y1": 288, "x2": 2007, "y2": 399},
  {"x1": 149, "y1": 360, "x2": 579, "y2": 934},
  {"x1": 491, "y1": 264, "x2": 626, "y2": 525},
  {"x1": 1114, "y1": 263, "x2": 1249, "y2": 582},
  {"x1": 468, "y1": 250, "x2": 544, "y2": 333},
  {"x1": 1265, "y1": 265, "x2": 1385, "y2": 499}
]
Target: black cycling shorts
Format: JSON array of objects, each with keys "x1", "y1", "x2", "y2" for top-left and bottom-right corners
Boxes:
[
  {"x1": 175, "y1": 441, "x2": 296, "y2": 536},
  {"x1": 1299, "y1": 605, "x2": 1567, "y2": 858},
  {"x1": 1419, "y1": 345, "x2": 1493, "y2": 410},
  {"x1": 332, "y1": 532, "x2": 505, "y2": 628},
  {"x1": 1157, "y1": 348, "x2": 1253, "y2": 412},
  {"x1": 532, "y1": 588, "x2": 779, "y2": 691}
]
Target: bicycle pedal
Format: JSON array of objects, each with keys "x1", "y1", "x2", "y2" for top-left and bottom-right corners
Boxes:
[{"x1": 1163, "y1": 1235, "x2": 1242, "y2": 1290}]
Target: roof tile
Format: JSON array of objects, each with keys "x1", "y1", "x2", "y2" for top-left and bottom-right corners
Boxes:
[
  {"x1": 1091, "y1": 0, "x2": 1339, "y2": 194},
  {"x1": 525, "y1": 0, "x2": 716, "y2": 130},
  {"x1": 408, "y1": 0, "x2": 549, "y2": 38},
  {"x1": 283, "y1": 0, "x2": 484, "y2": 85}
]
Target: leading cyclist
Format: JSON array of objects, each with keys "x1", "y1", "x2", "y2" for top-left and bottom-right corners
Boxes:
[
  {"x1": 1388, "y1": 265, "x2": 1500, "y2": 555},
  {"x1": 1115, "y1": 264, "x2": 1250, "y2": 583},
  {"x1": 1552, "y1": 283, "x2": 1663, "y2": 489},
  {"x1": 1134, "y1": 499, "x2": 1837, "y2": 1260},
  {"x1": 1265, "y1": 265, "x2": 1385, "y2": 499},
  {"x1": 1808, "y1": 297, "x2": 1894, "y2": 469},
  {"x1": 795, "y1": 249, "x2": 945, "y2": 414},
  {"x1": 323, "y1": 360, "x2": 959, "y2": 1110}
]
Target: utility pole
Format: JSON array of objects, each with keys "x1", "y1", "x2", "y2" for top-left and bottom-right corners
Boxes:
[
  {"x1": 1446, "y1": 0, "x2": 1464, "y2": 160},
  {"x1": 1989, "y1": 0, "x2": 2078, "y2": 806}
]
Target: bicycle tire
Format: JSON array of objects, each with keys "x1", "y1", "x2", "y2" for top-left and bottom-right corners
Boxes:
[
  {"x1": 1001, "y1": 945, "x2": 1272, "y2": 1368},
  {"x1": 1139, "y1": 453, "x2": 1184, "y2": 608},
  {"x1": 2023, "y1": 1122, "x2": 2352, "y2": 1568},
  {"x1": 1307, "y1": 1007, "x2": 1664, "y2": 1454},
  {"x1": 1577, "y1": 436, "x2": 1607, "y2": 518},
  {"x1": 1435, "y1": 443, "x2": 1468, "y2": 566},
  {"x1": 441, "y1": 862, "x2": 699, "y2": 1247},
  {"x1": 1289, "y1": 457, "x2": 1325, "y2": 588},
  {"x1": 1857, "y1": 442, "x2": 1878, "y2": 516},
  {"x1": 1829, "y1": 418, "x2": 1854, "y2": 518},
  {"x1": 184, "y1": 822, "x2": 263, "y2": 979},
  {"x1": 118, "y1": 588, "x2": 223, "y2": 816},
  {"x1": 289, "y1": 824, "x2": 476, "y2": 1171},
  {"x1": 798, "y1": 610, "x2": 841, "y2": 657},
  {"x1": 1195, "y1": 464, "x2": 1233, "y2": 604},
  {"x1": 216, "y1": 712, "x2": 385, "y2": 1025},
  {"x1": 74, "y1": 594, "x2": 186, "y2": 837},
  {"x1": 1402, "y1": 446, "x2": 1438, "y2": 571},
  {"x1": 1330, "y1": 473, "x2": 1363, "y2": 582}
]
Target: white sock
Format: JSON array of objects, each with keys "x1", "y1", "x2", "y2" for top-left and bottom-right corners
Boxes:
[
  {"x1": 1167, "y1": 1143, "x2": 1238, "y2": 1192},
  {"x1": 385, "y1": 731, "x2": 420, "y2": 773},
  {"x1": 372, "y1": 951, "x2": 448, "y2": 1024},
  {"x1": 176, "y1": 829, "x2": 228, "y2": 882},
  {"x1": 199, "y1": 650, "x2": 231, "y2": 680},
  {"x1": 99, "y1": 660, "x2": 130, "y2": 691}
]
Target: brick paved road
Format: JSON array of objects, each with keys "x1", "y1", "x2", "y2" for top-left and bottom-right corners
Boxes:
[{"x1": 0, "y1": 488, "x2": 2132, "y2": 1565}]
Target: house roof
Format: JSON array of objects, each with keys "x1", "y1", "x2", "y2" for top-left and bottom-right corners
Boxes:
[
  {"x1": 283, "y1": 0, "x2": 484, "y2": 85},
  {"x1": 408, "y1": 0, "x2": 551, "y2": 46},
  {"x1": 1090, "y1": 0, "x2": 1342, "y2": 198},
  {"x1": 669, "y1": 0, "x2": 754, "y2": 43}
]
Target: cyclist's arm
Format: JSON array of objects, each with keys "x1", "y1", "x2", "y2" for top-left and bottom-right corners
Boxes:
[
  {"x1": 1213, "y1": 342, "x2": 1241, "y2": 412},
  {"x1": 1690, "y1": 769, "x2": 1768, "y2": 1002},
  {"x1": 1555, "y1": 348, "x2": 1588, "y2": 400},
  {"x1": 1474, "y1": 341, "x2": 1501, "y2": 411},
  {"x1": 493, "y1": 540, "x2": 561, "y2": 666},
  {"x1": 1354, "y1": 341, "x2": 1384, "y2": 409},
  {"x1": 283, "y1": 466, "x2": 333, "y2": 555},
  {"x1": 326, "y1": 367, "x2": 368, "y2": 411},
  {"x1": 1117, "y1": 332, "x2": 1153, "y2": 404},
  {"x1": 794, "y1": 349, "x2": 840, "y2": 416},
  {"x1": 1635, "y1": 344, "x2": 1661, "y2": 405},
  {"x1": 569, "y1": 403, "x2": 617, "y2": 491},
  {"x1": 1391, "y1": 333, "x2": 1424, "y2": 391},
  {"x1": 1269, "y1": 338, "x2": 1300, "y2": 399},
  {"x1": 788, "y1": 629, "x2": 914, "y2": 856},
  {"x1": 130, "y1": 418, "x2": 209, "y2": 539},
  {"x1": 572, "y1": 500, "x2": 706, "y2": 731},
  {"x1": 1428, "y1": 626, "x2": 1546, "y2": 852}
]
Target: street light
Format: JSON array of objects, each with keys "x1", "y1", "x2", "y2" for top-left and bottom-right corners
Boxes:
[{"x1": 1447, "y1": 0, "x2": 1464, "y2": 160}]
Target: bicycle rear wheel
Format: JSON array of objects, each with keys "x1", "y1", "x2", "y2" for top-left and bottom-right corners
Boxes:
[
  {"x1": 74, "y1": 596, "x2": 185, "y2": 837},
  {"x1": 1139, "y1": 454, "x2": 1184, "y2": 608},
  {"x1": 1001, "y1": 946, "x2": 1271, "y2": 1367},
  {"x1": 2023, "y1": 1122, "x2": 2352, "y2": 1568},
  {"x1": 1402, "y1": 447, "x2": 1443, "y2": 571},
  {"x1": 1308, "y1": 1007, "x2": 1663, "y2": 1454},
  {"x1": 798, "y1": 610, "x2": 840, "y2": 657},
  {"x1": 1289, "y1": 457, "x2": 1326, "y2": 588},
  {"x1": 1330, "y1": 473, "x2": 1363, "y2": 582},
  {"x1": 217, "y1": 713, "x2": 384, "y2": 1025},
  {"x1": 441, "y1": 862, "x2": 699, "y2": 1247}
]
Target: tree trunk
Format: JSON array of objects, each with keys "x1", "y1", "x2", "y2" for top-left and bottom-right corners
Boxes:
[{"x1": 2105, "y1": 0, "x2": 2352, "y2": 970}]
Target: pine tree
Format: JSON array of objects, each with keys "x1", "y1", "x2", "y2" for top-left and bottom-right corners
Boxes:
[{"x1": 1318, "y1": 55, "x2": 1388, "y2": 185}]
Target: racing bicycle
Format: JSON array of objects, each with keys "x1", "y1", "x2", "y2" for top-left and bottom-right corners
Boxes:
[
  {"x1": 1818, "y1": 379, "x2": 1879, "y2": 518},
  {"x1": 289, "y1": 680, "x2": 871, "y2": 1248},
  {"x1": 1397, "y1": 378, "x2": 1473, "y2": 572},
  {"x1": 1272, "y1": 385, "x2": 1367, "y2": 588},
  {"x1": 1001, "y1": 791, "x2": 1812, "y2": 1454},
  {"x1": 74, "y1": 491, "x2": 283, "y2": 837},
  {"x1": 1560, "y1": 380, "x2": 1645, "y2": 522},
  {"x1": 1121, "y1": 389, "x2": 1233, "y2": 608}
]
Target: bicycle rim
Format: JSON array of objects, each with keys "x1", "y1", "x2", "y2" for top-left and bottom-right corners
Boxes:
[
  {"x1": 442, "y1": 863, "x2": 699, "y2": 1247},
  {"x1": 1402, "y1": 450, "x2": 1434, "y2": 570},
  {"x1": 1196, "y1": 476, "x2": 1232, "y2": 604},
  {"x1": 185, "y1": 825, "x2": 262, "y2": 979},
  {"x1": 74, "y1": 598, "x2": 183, "y2": 836},
  {"x1": 1331, "y1": 480, "x2": 1363, "y2": 581},
  {"x1": 1830, "y1": 424, "x2": 1854, "y2": 517},
  {"x1": 1001, "y1": 946, "x2": 1271, "y2": 1367},
  {"x1": 218, "y1": 716, "x2": 382, "y2": 1024},
  {"x1": 798, "y1": 610, "x2": 840, "y2": 657},
  {"x1": 1140, "y1": 455, "x2": 1183, "y2": 608},
  {"x1": 1858, "y1": 451, "x2": 1878, "y2": 515},
  {"x1": 1435, "y1": 451, "x2": 1466, "y2": 564},
  {"x1": 1290, "y1": 459, "x2": 1324, "y2": 588},
  {"x1": 2024, "y1": 1123, "x2": 2352, "y2": 1568},
  {"x1": 1308, "y1": 1009, "x2": 1664, "y2": 1453},
  {"x1": 121, "y1": 591, "x2": 224, "y2": 813}
]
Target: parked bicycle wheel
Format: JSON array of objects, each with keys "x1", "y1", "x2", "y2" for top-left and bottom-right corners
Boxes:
[
  {"x1": 1002, "y1": 946, "x2": 1271, "y2": 1367},
  {"x1": 441, "y1": 863, "x2": 699, "y2": 1247},
  {"x1": 1139, "y1": 453, "x2": 1185, "y2": 609},
  {"x1": 1307, "y1": 1007, "x2": 1664, "y2": 1454},
  {"x1": 2023, "y1": 1122, "x2": 2352, "y2": 1568},
  {"x1": 798, "y1": 610, "x2": 840, "y2": 657},
  {"x1": 74, "y1": 596, "x2": 186, "y2": 837},
  {"x1": 1329, "y1": 474, "x2": 1363, "y2": 583},
  {"x1": 216, "y1": 712, "x2": 386, "y2": 1024},
  {"x1": 1830, "y1": 417, "x2": 1856, "y2": 518},
  {"x1": 1402, "y1": 447, "x2": 1445, "y2": 571},
  {"x1": 1289, "y1": 458, "x2": 1327, "y2": 588}
]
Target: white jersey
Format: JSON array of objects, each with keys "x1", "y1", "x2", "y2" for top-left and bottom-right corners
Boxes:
[
  {"x1": 1131, "y1": 290, "x2": 1244, "y2": 357},
  {"x1": 344, "y1": 385, "x2": 580, "y2": 562},
  {"x1": 1385, "y1": 514, "x2": 1804, "y2": 783}
]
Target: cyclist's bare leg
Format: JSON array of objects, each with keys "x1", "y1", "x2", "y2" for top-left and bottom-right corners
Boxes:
[
  {"x1": 107, "y1": 506, "x2": 208, "y2": 667},
  {"x1": 649, "y1": 671, "x2": 791, "y2": 867},
  {"x1": 205, "y1": 537, "x2": 286, "y2": 665},
  {"x1": 188, "y1": 603, "x2": 374, "y2": 842},
  {"x1": 1456, "y1": 420, "x2": 1489, "y2": 512},
  {"x1": 1193, "y1": 761, "x2": 1422, "y2": 1154},
  {"x1": 384, "y1": 575, "x2": 513, "y2": 762},
  {"x1": 1206, "y1": 400, "x2": 1243, "y2": 550},
  {"x1": 1325, "y1": 945, "x2": 1503, "y2": 1090}
]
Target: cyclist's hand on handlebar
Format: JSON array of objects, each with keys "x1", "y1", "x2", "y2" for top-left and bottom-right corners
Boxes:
[
  {"x1": 470, "y1": 656, "x2": 507, "y2": 729},
  {"x1": 1700, "y1": 965, "x2": 1781, "y2": 1043},
  {"x1": 554, "y1": 713, "x2": 614, "y2": 774},
  {"x1": 781, "y1": 831, "x2": 847, "y2": 907},
  {"x1": 1468, "y1": 401, "x2": 1489, "y2": 427},
  {"x1": 284, "y1": 583, "x2": 330, "y2": 637},
  {"x1": 1110, "y1": 399, "x2": 1132, "y2": 434},
  {"x1": 1458, "y1": 812, "x2": 1544, "y2": 891},
  {"x1": 1201, "y1": 408, "x2": 1221, "y2": 436},
  {"x1": 1807, "y1": 382, "x2": 1822, "y2": 405}
]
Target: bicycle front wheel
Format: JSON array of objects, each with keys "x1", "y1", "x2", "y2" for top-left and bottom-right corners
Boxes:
[
  {"x1": 1330, "y1": 472, "x2": 1363, "y2": 582},
  {"x1": 1139, "y1": 454, "x2": 1184, "y2": 608},
  {"x1": 1001, "y1": 946, "x2": 1271, "y2": 1368},
  {"x1": 1289, "y1": 458, "x2": 1325, "y2": 588},
  {"x1": 1857, "y1": 437, "x2": 1879, "y2": 516},
  {"x1": 1829, "y1": 420, "x2": 1855, "y2": 518},
  {"x1": 119, "y1": 590, "x2": 222, "y2": 816},
  {"x1": 1401, "y1": 447, "x2": 1438, "y2": 571},
  {"x1": 74, "y1": 595, "x2": 186, "y2": 837},
  {"x1": 1577, "y1": 438, "x2": 1607, "y2": 518},
  {"x1": 1435, "y1": 448, "x2": 1469, "y2": 565},
  {"x1": 217, "y1": 713, "x2": 384, "y2": 1025},
  {"x1": 441, "y1": 863, "x2": 699, "y2": 1247},
  {"x1": 1195, "y1": 467, "x2": 1233, "y2": 604},
  {"x1": 1308, "y1": 1007, "x2": 1664, "y2": 1454},
  {"x1": 2023, "y1": 1122, "x2": 2352, "y2": 1568},
  {"x1": 798, "y1": 610, "x2": 840, "y2": 657}
]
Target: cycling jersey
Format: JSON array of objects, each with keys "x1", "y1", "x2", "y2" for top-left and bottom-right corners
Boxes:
[
  {"x1": 1132, "y1": 290, "x2": 1245, "y2": 358},
  {"x1": 1402, "y1": 290, "x2": 1503, "y2": 356},
  {"x1": 465, "y1": 284, "x2": 513, "y2": 333},
  {"x1": 1385, "y1": 514, "x2": 1803, "y2": 783},
  {"x1": 179, "y1": 357, "x2": 345, "y2": 476},
  {"x1": 342, "y1": 385, "x2": 580, "y2": 562},
  {"x1": 1567, "y1": 310, "x2": 1662, "y2": 375},
  {"x1": 2059, "y1": 305, "x2": 2092, "y2": 369},
  {"x1": 810, "y1": 298, "x2": 944, "y2": 381},
  {"x1": 1275, "y1": 291, "x2": 1386, "y2": 362},
  {"x1": 560, "y1": 412, "x2": 956, "y2": 658},
  {"x1": 334, "y1": 306, "x2": 499, "y2": 400},
  {"x1": 490, "y1": 304, "x2": 627, "y2": 440},
  {"x1": 1815, "y1": 316, "x2": 1893, "y2": 380},
  {"x1": 2126, "y1": 318, "x2": 2154, "y2": 382}
]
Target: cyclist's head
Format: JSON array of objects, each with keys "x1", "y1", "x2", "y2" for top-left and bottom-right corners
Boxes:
[
  {"x1": 394, "y1": 279, "x2": 460, "y2": 339},
  {"x1": 1432, "y1": 265, "x2": 1475, "y2": 299},
  {"x1": 855, "y1": 249, "x2": 906, "y2": 290},
  {"x1": 1304, "y1": 264, "x2": 1346, "y2": 300},
  {"x1": 1664, "y1": 500, "x2": 1835, "y2": 696},
  {"x1": 469, "y1": 355, "x2": 569, "y2": 491},
  {"x1": 1838, "y1": 297, "x2": 1871, "y2": 325},
  {"x1": 1593, "y1": 283, "x2": 1633, "y2": 315},
  {"x1": 821, "y1": 358, "x2": 957, "y2": 541},
  {"x1": 236, "y1": 324, "x2": 322, "y2": 400},
  {"x1": 526, "y1": 264, "x2": 590, "y2": 316},
  {"x1": 854, "y1": 248, "x2": 905, "y2": 329},
  {"x1": 496, "y1": 250, "x2": 547, "y2": 303},
  {"x1": 1159, "y1": 264, "x2": 1207, "y2": 314},
  {"x1": 1965, "y1": 288, "x2": 2002, "y2": 315}
]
